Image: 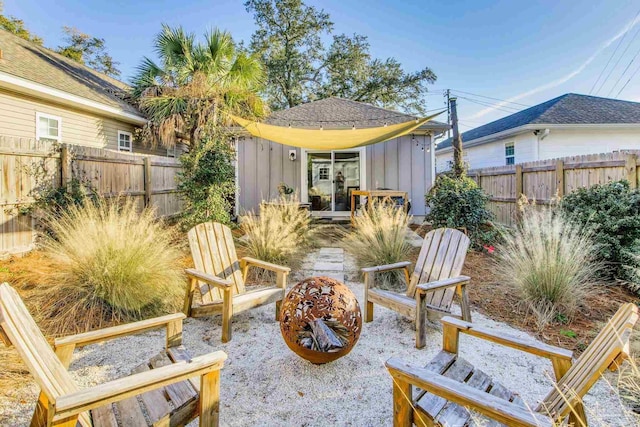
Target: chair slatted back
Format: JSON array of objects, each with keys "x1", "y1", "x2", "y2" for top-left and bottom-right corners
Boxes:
[
  {"x1": 407, "y1": 228, "x2": 470, "y2": 310},
  {"x1": 188, "y1": 222, "x2": 245, "y2": 302},
  {"x1": 0, "y1": 283, "x2": 80, "y2": 412},
  {"x1": 538, "y1": 303, "x2": 638, "y2": 419}
]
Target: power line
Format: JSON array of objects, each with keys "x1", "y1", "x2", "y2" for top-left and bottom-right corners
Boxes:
[
  {"x1": 608, "y1": 38, "x2": 640, "y2": 97},
  {"x1": 591, "y1": 7, "x2": 640, "y2": 94},
  {"x1": 599, "y1": 20, "x2": 640, "y2": 95},
  {"x1": 616, "y1": 59, "x2": 640, "y2": 97},
  {"x1": 456, "y1": 96, "x2": 523, "y2": 114},
  {"x1": 450, "y1": 89, "x2": 531, "y2": 108}
]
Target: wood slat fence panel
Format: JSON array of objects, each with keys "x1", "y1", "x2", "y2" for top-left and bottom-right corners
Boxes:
[
  {"x1": 467, "y1": 150, "x2": 640, "y2": 227},
  {"x1": 0, "y1": 137, "x2": 182, "y2": 255}
]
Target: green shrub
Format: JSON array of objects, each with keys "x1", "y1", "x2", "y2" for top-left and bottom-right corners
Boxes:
[
  {"x1": 425, "y1": 174, "x2": 496, "y2": 247},
  {"x1": 240, "y1": 196, "x2": 313, "y2": 268},
  {"x1": 559, "y1": 181, "x2": 640, "y2": 292},
  {"x1": 177, "y1": 134, "x2": 236, "y2": 230},
  {"x1": 40, "y1": 198, "x2": 183, "y2": 334},
  {"x1": 343, "y1": 199, "x2": 412, "y2": 290},
  {"x1": 496, "y1": 206, "x2": 599, "y2": 328}
]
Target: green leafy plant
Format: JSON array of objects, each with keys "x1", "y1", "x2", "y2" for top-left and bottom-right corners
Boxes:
[
  {"x1": 39, "y1": 198, "x2": 184, "y2": 334},
  {"x1": 496, "y1": 206, "x2": 599, "y2": 329},
  {"x1": 343, "y1": 198, "x2": 412, "y2": 290},
  {"x1": 559, "y1": 181, "x2": 640, "y2": 293},
  {"x1": 177, "y1": 134, "x2": 236, "y2": 230},
  {"x1": 240, "y1": 196, "x2": 314, "y2": 268},
  {"x1": 560, "y1": 329, "x2": 577, "y2": 339},
  {"x1": 425, "y1": 174, "x2": 497, "y2": 248}
]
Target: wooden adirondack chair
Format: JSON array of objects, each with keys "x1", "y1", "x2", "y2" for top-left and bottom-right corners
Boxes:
[
  {"x1": 0, "y1": 283, "x2": 227, "y2": 427},
  {"x1": 184, "y1": 222, "x2": 291, "y2": 343},
  {"x1": 386, "y1": 303, "x2": 639, "y2": 427},
  {"x1": 363, "y1": 228, "x2": 471, "y2": 348}
]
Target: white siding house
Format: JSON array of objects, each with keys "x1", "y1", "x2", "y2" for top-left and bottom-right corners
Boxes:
[{"x1": 436, "y1": 94, "x2": 640, "y2": 171}]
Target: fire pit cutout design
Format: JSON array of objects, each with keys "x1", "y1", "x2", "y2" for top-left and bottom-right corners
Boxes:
[{"x1": 280, "y1": 276, "x2": 362, "y2": 364}]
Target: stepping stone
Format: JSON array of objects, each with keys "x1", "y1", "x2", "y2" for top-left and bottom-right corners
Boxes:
[
  {"x1": 313, "y1": 272, "x2": 345, "y2": 283},
  {"x1": 316, "y1": 253, "x2": 343, "y2": 262},
  {"x1": 313, "y1": 262, "x2": 343, "y2": 271},
  {"x1": 319, "y1": 247, "x2": 343, "y2": 255}
]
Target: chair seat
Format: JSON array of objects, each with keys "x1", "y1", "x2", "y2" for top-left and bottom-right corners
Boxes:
[
  {"x1": 368, "y1": 288, "x2": 416, "y2": 318},
  {"x1": 414, "y1": 351, "x2": 526, "y2": 427},
  {"x1": 89, "y1": 346, "x2": 199, "y2": 427},
  {"x1": 192, "y1": 286, "x2": 283, "y2": 317}
]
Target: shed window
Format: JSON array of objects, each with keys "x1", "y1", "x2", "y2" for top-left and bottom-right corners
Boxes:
[
  {"x1": 36, "y1": 113, "x2": 61, "y2": 142},
  {"x1": 118, "y1": 131, "x2": 133, "y2": 152},
  {"x1": 505, "y1": 143, "x2": 515, "y2": 165},
  {"x1": 318, "y1": 166, "x2": 330, "y2": 180}
]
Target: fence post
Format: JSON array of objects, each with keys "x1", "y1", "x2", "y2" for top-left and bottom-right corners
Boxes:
[
  {"x1": 144, "y1": 156, "x2": 152, "y2": 208},
  {"x1": 625, "y1": 153, "x2": 637, "y2": 189},
  {"x1": 515, "y1": 164, "x2": 523, "y2": 221},
  {"x1": 555, "y1": 160, "x2": 564, "y2": 198},
  {"x1": 60, "y1": 144, "x2": 71, "y2": 187}
]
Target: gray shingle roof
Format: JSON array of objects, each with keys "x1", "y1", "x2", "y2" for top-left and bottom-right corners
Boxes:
[
  {"x1": 0, "y1": 29, "x2": 141, "y2": 116},
  {"x1": 266, "y1": 97, "x2": 449, "y2": 130},
  {"x1": 436, "y1": 93, "x2": 640, "y2": 150}
]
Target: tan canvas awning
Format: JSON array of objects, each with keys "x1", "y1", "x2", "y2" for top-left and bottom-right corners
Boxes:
[{"x1": 230, "y1": 111, "x2": 444, "y2": 150}]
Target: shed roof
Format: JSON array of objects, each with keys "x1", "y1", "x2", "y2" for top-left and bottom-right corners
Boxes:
[{"x1": 266, "y1": 97, "x2": 449, "y2": 131}]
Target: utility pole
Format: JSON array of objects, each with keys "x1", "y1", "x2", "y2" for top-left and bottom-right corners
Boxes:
[
  {"x1": 450, "y1": 97, "x2": 465, "y2": 178},
  {"x1": 445, "y1": 89, "x2": 451, "y2": 140}
]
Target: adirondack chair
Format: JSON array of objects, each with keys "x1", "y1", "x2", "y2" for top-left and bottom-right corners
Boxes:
[
  {"x1": 386, "y1": 303, "x2": 639, "y2": 427},
  {"x1": 363, "y1": 228, "x2": 471, "y2": 348},
  {"x1": 184, "y1": 222, "x2": 291, "y2": 342},
  {"x1": 0, "y1": 282, "x2": 227, "y2": 427}
]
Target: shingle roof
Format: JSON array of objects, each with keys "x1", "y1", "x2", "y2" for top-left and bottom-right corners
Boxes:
[
  {"x1": 436, "y1": 93, "x2": 640, "y2": 150},
  {"x1": 0, "y1": 29, "x2": 141, "y2": 116},
  {"x1": 266, "y1": 97, "x2": 449, "y2": 130}
]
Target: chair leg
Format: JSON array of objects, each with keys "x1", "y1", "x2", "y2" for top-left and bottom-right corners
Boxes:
[
  {"x1": 199, "y1": 370, "x2": 221, "y2": 427},
  {"x1": 29, "y1": 393, "x2": 48, "y2": 427},
  {"x1": 221, "y1": 288, "x2": 232, "y2": 343},
  {"x1": 364, "y1": 272, "x2": 374, "y2": 322},
  {"x1": 365, "y1": 301, "x2": 374, "y2": 323},
  {"x1": 415, "y1": 294, "x2": 426, "y2": 349},
  {"x1": 275, "y1": 300, "x2": 282, "y2": 321},
  {"x1": 391, "y1": 375, "x2": 412, "y2": 427},
  {"x1": 458, "y1": 284, "x2": 472, "y2": 322}
]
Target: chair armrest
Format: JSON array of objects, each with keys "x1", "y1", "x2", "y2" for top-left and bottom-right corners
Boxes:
[
  {"x1": 55, "y1": 313, "x2": 185, "y2": 349},
  {"x1": 240, "y1": 257, "x2": 291, "y2": 274},
  {"x1": 442, "y1": 317, "x2": 574, "y2": 361},
  {"x1": 386, "y1": 357, "x2": 553, "y2": 427},
  {"x1": 416, "y1": 276, "x2": 471, "y2": 294},
  {"x1": 361, "y1": 261, "x2": 411, "y2": 273},
  {"x1": 53, "y1": 351, "x2": 227, "y2": 422},
  {"x1": 185, "y1": 268, "x2": 233, "y2": 288}
]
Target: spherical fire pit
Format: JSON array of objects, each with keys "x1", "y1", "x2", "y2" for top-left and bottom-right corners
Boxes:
[{"x1": 280, "y1": 276, "x2": 362, "y2": 364}]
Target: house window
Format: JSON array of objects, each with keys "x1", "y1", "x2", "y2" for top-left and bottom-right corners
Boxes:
[
  {"x1": 36, "y1": 113, "x2": 61, "y2": 142},
  {"x1": 318, "y1": 166, "x2": 330, "y2": 180},
  {"x1": 118, "y1": 131, "x2": 133, "y2": 152},
  {"x1": 505, "y1": 142, "x2": 515, "y2": 165}
]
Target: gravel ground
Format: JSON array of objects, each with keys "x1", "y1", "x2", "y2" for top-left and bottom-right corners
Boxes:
[{"x1": 0, "y1": 252, "x2": 635, "y2": 426}]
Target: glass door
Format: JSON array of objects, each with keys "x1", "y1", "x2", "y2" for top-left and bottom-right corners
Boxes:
[{"x1": 307, "y1": 151, "x2": 360, "y2": 212}]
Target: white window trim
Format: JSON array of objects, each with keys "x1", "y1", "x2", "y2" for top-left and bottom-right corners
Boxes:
[
  {"x1": 118, "y1": 130, "x2": 133, "y2": 152},
  {"x1": 505, "y1": 141, "x2": 515, "y2": 165},
  {"x1": 35, "y1": 112, "x2": 62, "y2": 142}
]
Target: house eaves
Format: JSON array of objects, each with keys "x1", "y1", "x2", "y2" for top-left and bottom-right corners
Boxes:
[
  {"x1": 0, "y1": 71, "x2": 148, "y2": 125},
  {"x1": 435, "y1": 122, "x2": 640, "y2": 154}
]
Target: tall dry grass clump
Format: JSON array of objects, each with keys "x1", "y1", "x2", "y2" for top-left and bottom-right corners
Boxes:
[
  {"x1": 38, "y1": 198, "x2": 184, "y2": 335},
  {"x1": 344, "y1": 199, "x2": 412, "y2": 289},
  {"x1": 240, "y1": 196, "x2": 313, "y2": 268},
  {"x1": 496, "y1": 206, "x2": 599, "y2": 328}
]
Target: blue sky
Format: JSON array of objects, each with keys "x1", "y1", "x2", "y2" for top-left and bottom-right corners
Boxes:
[{"x1": 6, "y1": 0, "x2": 640, "y2": 131}]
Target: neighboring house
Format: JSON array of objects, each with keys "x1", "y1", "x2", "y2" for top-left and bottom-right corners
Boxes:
[
  {"x1": 236, "y1": 97, "x2": 449, "y2": 219},
  {"x1": 0, "y1": 30, "x2": 173, "y2": 156},
  {"x1": 435, "y1": 93, "x2": 640, "y2": 171}
]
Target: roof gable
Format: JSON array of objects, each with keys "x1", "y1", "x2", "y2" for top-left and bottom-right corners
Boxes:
[
  {"x1": 0, "y1": 29, "x2": 140, "y2": 116},
  {"x1": 266, "y1": 97, "x2": 448, "y2": 129},
  {"x1": 436, "y1": 93, "x2": 640, "y2": 150}
]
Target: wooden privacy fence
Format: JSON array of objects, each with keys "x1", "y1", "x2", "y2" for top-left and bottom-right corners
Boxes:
[
  {"x1": 0, "y1": 136, "x2": 183, "y2": 255},
  {"x1": 468, "y1": 150, "x2": 640, "y2": 226}
]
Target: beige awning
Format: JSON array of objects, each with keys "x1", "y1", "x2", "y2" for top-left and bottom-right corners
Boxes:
[{"x1": 230, "y1": 111, "x2": 444, "y2": 150}]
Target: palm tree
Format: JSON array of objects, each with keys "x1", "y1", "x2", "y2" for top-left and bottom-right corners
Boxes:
[{"x1": 131, "y1": 25, "x2": 266, "y2": 149}]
